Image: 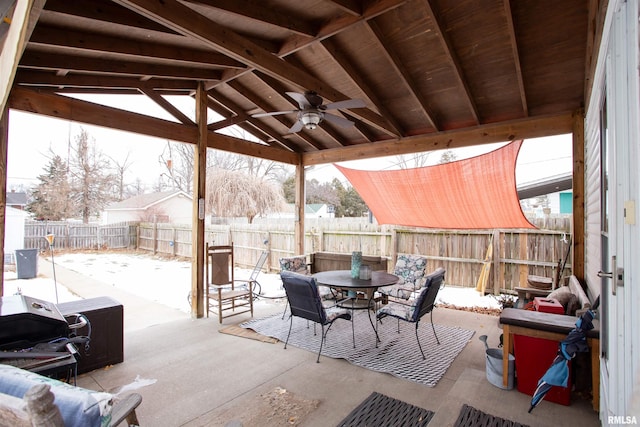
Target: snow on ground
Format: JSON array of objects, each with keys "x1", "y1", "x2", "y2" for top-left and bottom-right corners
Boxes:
[{"x1": 3, "y1": 251, "x2": 503, "y2": 313}]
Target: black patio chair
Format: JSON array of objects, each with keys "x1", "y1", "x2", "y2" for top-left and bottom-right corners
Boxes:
[
  {"x1": 376, "y1": 267, "x2": 446, "y2": 359},
  {"x1": 280, "y1": 270, "x2": 354, "y2": 363}
]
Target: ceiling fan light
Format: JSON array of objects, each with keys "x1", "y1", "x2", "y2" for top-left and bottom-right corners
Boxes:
[{"x1": 301, "y1": 111, "x2": 321, "y2": 130}]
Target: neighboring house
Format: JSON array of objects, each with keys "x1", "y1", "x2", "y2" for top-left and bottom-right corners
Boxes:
[
  {"x1": 102, "y1": 191, "x2": 192, "y2": 224},
  {"x1": 268, "y1": 203, "x2": 335, "y2": 219},
  {"x1": 3, "y1": 206, "x2": 29, "y2": 263},
  {"x1": 6, "y1": 190, "x2": 27, "y2": 210},
  {"x1": 305, "y1": 203, "x2": 334, "y2": 219}
]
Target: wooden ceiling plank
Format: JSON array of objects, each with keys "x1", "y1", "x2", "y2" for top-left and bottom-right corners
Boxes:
[
  {"x1": 8, "y1": 87, "x2": 299, "y2": 164},
  {"x1": 29, "y1": 25, "x2": 246, "y2": 69},
  {"x1": 366, "y1": 21, "x2": 439, "y2": 131},
  {"x1": 44, "y1": 0, "x2": 176, "y2": 34},
  {"x1": 320, "y1": 37, "x2": 404, "y2": 137},
  {"x1": 183, "y1": 0, "x2": 318, "y2": 37},
  {"x1": 302, "y1": 111, "x2": 574, "y2": 165},
  {"x1": 113, "y1": 0, "x2": 400, "y2": 138},
  {"x1": 502, "y1": 0, "x2": 528, "y2": 116},
  {"x1": 420, "y1": 1, "x2": 480, "y2": 124},
  {"x1": 19, "y1": 51, "x2": 223, "y2": 81},
  {"x1": 139, "y1": 86, "x2": 195, "y2": 125}
]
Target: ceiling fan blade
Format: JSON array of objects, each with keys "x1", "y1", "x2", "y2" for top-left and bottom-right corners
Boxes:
[
  {"x1": 286, "y1": 92, "x2": 311, "y2": 110},
  {"x1": 323, "y1": 113, "x2": 355, "y2": 128},
  {"x1": 323, "y1": 99, "x2": 366, "y2": 110},
  {"x1": 304, "y1": 91, "x2": 324, "y2": 108},
  {"x1": 252, "y1": 110, "x2": 297, "y2": 118},
  {"x1": 288, "y1": 120, "x2": 304, "y2": 133}
]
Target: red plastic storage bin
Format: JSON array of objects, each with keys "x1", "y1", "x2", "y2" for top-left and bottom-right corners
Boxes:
[
  {"x1": 533, "y1": 297, "x2": 565, "y2": 315},
  {"x1": 513, "y1": 335, "x2": 571, "y2": 405},
  {"x1": 514, "y1": 297, "x2": 571, "y2": 406}
]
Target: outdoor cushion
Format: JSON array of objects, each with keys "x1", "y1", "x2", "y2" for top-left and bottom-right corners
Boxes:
[
  {"x1": 279, "y1": 256, "x2": 308, "y2": 274},
  {"x1": 0, "y1": 364, "x2": 113, "y2": 427},
  {"x1": 379, "y1": 254, "x2": 428, "y2": 299}
]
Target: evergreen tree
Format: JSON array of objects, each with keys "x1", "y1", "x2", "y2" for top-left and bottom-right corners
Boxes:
[{"x1": 27, "y1": 155, "x2": 73, "y2": 220}]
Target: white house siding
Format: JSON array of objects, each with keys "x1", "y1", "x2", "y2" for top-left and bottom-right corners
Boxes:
[{"x1": 584, "y1": 0, "x2": 640, "y2": 421}]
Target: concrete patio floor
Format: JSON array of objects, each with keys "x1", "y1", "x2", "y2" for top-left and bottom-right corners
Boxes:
[{"x1": 37, "y1": 259, "x2": 601, "y2": 427}]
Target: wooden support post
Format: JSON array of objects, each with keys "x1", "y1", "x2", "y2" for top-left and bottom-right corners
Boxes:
[
  {"x1": 294, "y1": 161, "x2": 305, "y2": 256},
  {"x1": 191, "y1": 81, "x2": 207, "y2": 318},
  {"x1": 0, "y1": 108, "x2": 7, "y2": 296},
  {"x1": 572, "y1": 110, "x2": 585, "y2": 279}
]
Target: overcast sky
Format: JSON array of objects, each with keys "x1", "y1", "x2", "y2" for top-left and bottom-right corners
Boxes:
[{"x1": 6, "y1": 94, "x2": 572, "y2": 192}]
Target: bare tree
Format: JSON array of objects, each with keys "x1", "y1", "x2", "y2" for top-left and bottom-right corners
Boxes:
[
  {"x1": 68, "y1": 128, "x2": 116, "y2": 223},
  {"x1": 206, "y1": 169, "x2": 286, "y2": 223},
  {"x1": 392, "y1": 151, "x2": 432, "y2": 169},
  {"x1": 158, "y1": 141, "x2": 193, "y2": 192},
  {"x1": 110, "y1": 151, "x2": 134, "y2": 201}
]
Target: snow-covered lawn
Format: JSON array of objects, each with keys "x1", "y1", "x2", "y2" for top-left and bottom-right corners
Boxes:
[{"x1": 3, "y1": 251, "x2": 504, "y2": 313}]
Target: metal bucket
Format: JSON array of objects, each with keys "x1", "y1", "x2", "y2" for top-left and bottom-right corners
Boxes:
[{"x1": 485, "y1": 348, "x2": 515, "y2": 390}]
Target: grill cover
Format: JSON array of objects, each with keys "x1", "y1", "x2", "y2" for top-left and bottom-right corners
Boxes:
[{"x1": 0, "y1": 295, "x2": 69, "y2": 350}]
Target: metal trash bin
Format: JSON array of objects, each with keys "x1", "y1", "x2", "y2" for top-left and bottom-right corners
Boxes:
[{"x1": 15, "y1": 248, "x2": 39, "y2": 279}]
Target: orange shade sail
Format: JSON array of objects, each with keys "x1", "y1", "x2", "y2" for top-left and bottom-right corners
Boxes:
[{"x1": 335, "y1": 140, "x2": 535, "y2": 229}]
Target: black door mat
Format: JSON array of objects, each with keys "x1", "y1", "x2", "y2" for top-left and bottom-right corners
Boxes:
[
  {"x1": 454, "y1": 404, "x2": 530, "y2": 427},
  {"x1": 337, "y1": 391, "x2": 434, "y2": 427}
]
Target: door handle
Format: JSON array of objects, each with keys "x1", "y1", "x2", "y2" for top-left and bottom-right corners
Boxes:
[{"x1": 597, "y1": 255, "x2": 624, "y2": 295}]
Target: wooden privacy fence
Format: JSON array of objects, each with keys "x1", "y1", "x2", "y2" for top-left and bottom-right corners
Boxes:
[
  {"x1": 22, "y1": 217, "x2": 571, "y2": 294},
  {"x1": 23, "y1": 221, "x2": 137, "y2": 251}
]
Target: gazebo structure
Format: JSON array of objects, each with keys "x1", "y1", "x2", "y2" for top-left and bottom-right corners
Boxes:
[{"x1": 0, "y1": 1, "x2": 638, "y2": 421}]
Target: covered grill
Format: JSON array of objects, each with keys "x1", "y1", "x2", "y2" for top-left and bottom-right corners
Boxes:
[{"x1": 0, "y1": 295, "x2": 88, "y2": 383}]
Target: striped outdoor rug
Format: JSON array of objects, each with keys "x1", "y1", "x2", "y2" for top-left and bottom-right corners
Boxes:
[{"x1": 241, "y1": 310, "x2": 474, "y2": 387}]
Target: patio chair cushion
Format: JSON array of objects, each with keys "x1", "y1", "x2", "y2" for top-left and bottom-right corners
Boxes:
[
  {"x1": 379, "y1": 254, "x2": 428, "y2": 300},
  {"x1": 377, "y1": 300, "x2": 415, "y2": 321},
  {"x1": 279, "y1": 256, "x2": 309, "y2": 274},
  {"x1": 0, "y1": 364, "x2": 113, "y2": 427}
]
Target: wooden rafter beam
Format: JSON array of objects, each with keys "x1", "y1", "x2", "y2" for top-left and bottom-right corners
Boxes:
[
  {"x1": 226, "y1": 79, "x2": 323, "y2": 151},
  {"x1": 14, "y1": 70, "x2": 198, "y2": 91},
  {"x1": 204, "y1": 88, "x2": 294, "y2": 150},
  {"x1": 113, "y1": 0, "x2": 401, "y2": 138},
  {"x1": 302, "y1": 112, "x2": 575, "y2": 165},
  {"x1": 326, "y1": 0, "x2": 362, "y2": 16},
  {"x1": 366, "y1": 21, "x2": 440, "y2": 131},
  {"x1": 183, "y1": 0, "x2": 318, "y2": 37},
  {"x1": 253, "y1": 71, "x2": 350, "y2": 147},
  {"x1": 28, "y1": 25, "x2": 246, "y2": 69},
  {"x1": 8, "y1": 87, "x2": 299, "y2": 164},
  {"x1": 277, "y1": 0, "x2": 406, "y2": 55},
  {"x1": 502, "y1": 0, "x2": 528, "y2": 116},
  {"x1": 19, "y1": 51, "x2": 222, "y2": 81},
  {"x1": 320, "y1": 36, "x2": 404, "y2": 137},
  {"x1": 420, "y1": 1, "x2": 480, "y2": 124},
  {"x1": 139, "y1": 87, "x2": 194, "y2": 125}
]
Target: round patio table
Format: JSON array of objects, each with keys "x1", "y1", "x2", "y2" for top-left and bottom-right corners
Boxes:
[{"x1": 313, "y1": 270, "x2": 399, "y2": 343}]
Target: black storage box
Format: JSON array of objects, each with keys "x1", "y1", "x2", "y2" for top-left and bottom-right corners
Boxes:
[
  {"x1": 0, "y1": 295, "x2": 68, "y2": 350},
  {"x1": 57, "y1": 297, "x2": 124, "y2": 374}
]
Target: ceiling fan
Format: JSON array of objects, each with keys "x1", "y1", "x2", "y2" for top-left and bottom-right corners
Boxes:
[{"x1": 252, "y1": 91, "x2": 365, "y2": 133}]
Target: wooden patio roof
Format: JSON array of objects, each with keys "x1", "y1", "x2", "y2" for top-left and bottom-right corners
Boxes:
[{"x1": 7, "y1": 0, "x2": 600, "y2": 167}]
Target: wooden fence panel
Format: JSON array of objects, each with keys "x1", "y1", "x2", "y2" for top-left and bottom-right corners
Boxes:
[{"x1": 22, "y1": 216, "x2": 572, "y2": 292}]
